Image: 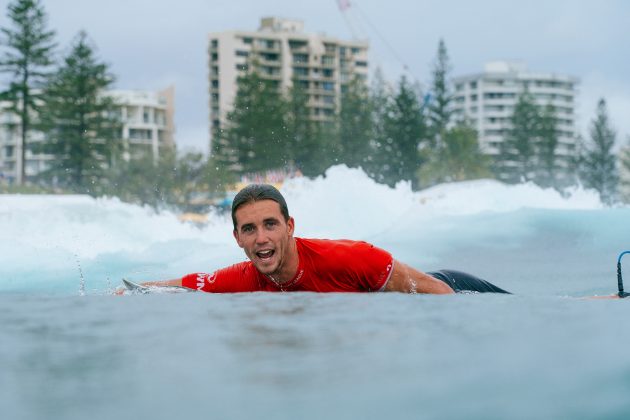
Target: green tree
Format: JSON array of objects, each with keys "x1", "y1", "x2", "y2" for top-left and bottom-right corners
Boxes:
[
  {"x1": 497, "y1": 90, "x2": 539, "y2": 183},
  {"x1": 535, "y1": 103, "x2": 560, "y2": 188},
  {"x1": 219, "y1": 67, "x2": 288, "y2": 175},
  {"x1": 106, "y1": 150, "x2": 232, "y2": 212},
  {"x1": 418, "y1": 122, "x2": 491, "y2": 186},
  {"x1": 579, "y1": 98, "x2": 618, "y2": 205},
  {"x1": 0, "y1": 0, "x2": 56, "y2": 185},
  {"x1": 338, "y1": 75, "x2": 372, "y2": 169},
  {"x1": 620, "y1": 139, "x2": 630, "y2": 203},
  {"x1": 106, "y1": 149, "x2": 176, "y2": 209},
  {"x1": 427, "y1": 38, "x2": 453, "y2": 146},
  {"x1": 381, "y1": 75, "x2": 426, "y2": 189},
  {"x1": 37, "y1": 31, "x2": 120, "y2": 193},
  {"x1": 364, "y1": 67, "x2": 392, "y2": 184},
  {"x1": 285, "y1": 77, "x2": 328, "y2": 176}
]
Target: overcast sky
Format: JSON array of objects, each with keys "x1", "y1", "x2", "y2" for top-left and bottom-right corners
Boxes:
[{"x1": 3, "y1": 0, "x2": 629, "y2": 152}]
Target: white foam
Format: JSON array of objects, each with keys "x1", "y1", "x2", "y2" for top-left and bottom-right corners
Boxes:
[
  {"x1": 0, "y1": 165, "x2": 614, "y2": 292},
  {"x1": 282, "y1": 165, "x2": 603, "y2": 238},
  {"x1": 0, "y1": 166, "x2": 605, "y2": 259}
]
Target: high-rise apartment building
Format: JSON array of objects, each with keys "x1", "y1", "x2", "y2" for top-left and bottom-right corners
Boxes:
[
  {"x1": 0, "y1": 86, "x2": 175, "y2": 184},
  {"x1": 105, "y1": 86, "x2": 176, "y2": 161},
  {"x1": 453, "y1": 61, "x2": 579, "y2": 163},
  {"x1": 208, "y1": 17, "x2": 369, "y2": 147}
]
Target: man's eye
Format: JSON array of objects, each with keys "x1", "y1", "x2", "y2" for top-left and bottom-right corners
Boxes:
[
  {"x1": 242, "y1": 226, "x2": 254, "y2": 233},
  {"x1": 265, "y1": 221, "x2": 277, "y2": 228}
]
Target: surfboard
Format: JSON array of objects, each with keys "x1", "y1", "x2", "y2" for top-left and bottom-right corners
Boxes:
[
  {"x1": 122, "y1": 278, "x2": 150, "y2": 293},
  {"x1": 122, "y1": 278, "x2": 197, "y2": 294}
]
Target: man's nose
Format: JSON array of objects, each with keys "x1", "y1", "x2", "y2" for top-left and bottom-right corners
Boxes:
[{"x1": 255, "y1": 229, "x2": 268, "y2": 244}]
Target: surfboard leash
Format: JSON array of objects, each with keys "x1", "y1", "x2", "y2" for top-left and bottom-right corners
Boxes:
[{"x1": 617, "y1": 251, "x2": 630, "y2": 298}]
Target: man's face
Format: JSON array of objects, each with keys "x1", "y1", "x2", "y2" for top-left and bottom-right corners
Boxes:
[{"x1": 233, "y1": 200, "x2": 295, "y2": 276}]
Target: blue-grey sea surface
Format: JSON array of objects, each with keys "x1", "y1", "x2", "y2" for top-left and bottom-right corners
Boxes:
[
  {"x1": 2, "y1": 171, "x2": 630, "y2": 419},
  {"x1": 2, "y1": 292, "x2": 630, "y2": 420}
]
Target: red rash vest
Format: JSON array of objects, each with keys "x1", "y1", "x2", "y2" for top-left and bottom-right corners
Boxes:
[{"x1": 182, "y1": 238, "x2": 394, "y2": 293}]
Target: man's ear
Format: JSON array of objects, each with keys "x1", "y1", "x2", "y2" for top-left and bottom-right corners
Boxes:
[
  {"x1": 233, "y1": 229, "x2": 243, "y2": 248},
  {"x1": 287, "y1": 217, "x2": 295, "y2": 237}
]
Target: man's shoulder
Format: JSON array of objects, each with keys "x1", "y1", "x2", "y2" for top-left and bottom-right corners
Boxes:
[
  {"x1": 296, "y1": 237, "x2": 380, "y2": 260},
  {"x1": 216, "y1": 260, "x2": 258, "y2": 277}
]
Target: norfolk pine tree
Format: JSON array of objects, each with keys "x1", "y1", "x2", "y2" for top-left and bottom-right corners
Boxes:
[
  {"x1": 420, "y1": 39, "x2": 489, "y2": 187},
  {"x1": 0, "y1": 0, "x2": 56, "y2": 185},
  {"x1": 364, "y1": 67, "x2": 392, "y2": 184},
  {"x1": 338, "y1": 75, "x2": 372, "y2": 169},
  {"x1": 579, "y1": 98, "x2": 618, "y2": 205},
  {"x1": 285, "y1": 77, "x2": 327, "y2": 176},
  {"x1": 427, "y1": 39, "x2": 453, "y2": 146},
  {"x1": 382, "y1": 75, "x2": 426, "y2": 189},
  {"x1": 620, "y1": 138, "x2": 630, "y2": 203},
  {"x1": 535, "y1": 103, "x2": 560, "y2": 188},
  {"x1": 221, "y1": 66, "x2": 288, "y2": 175},
  {"x1": 38, "y1": 31, "x2": 120, "y2": 193},
  {"x1": 497, "y1": 90, "x2": 539, "y2": 183}
]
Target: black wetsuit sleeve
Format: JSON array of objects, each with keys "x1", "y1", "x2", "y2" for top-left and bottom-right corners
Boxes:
[{"x1": 428, "y1": 270, "x2": 511, "y2": 294}]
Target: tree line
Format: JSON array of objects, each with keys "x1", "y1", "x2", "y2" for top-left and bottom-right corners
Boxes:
[{"x1": 1, "y1": 0, "x2": 628, "y2": 210}]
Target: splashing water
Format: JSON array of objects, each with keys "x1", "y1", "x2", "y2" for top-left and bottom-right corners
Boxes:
[{"x1": 0, "y1": 165, "x2": 625, "y2": 295}]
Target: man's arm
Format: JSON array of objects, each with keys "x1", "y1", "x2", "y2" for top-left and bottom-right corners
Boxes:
[
  {"x1": 140, "y1": 278, "x2": 183, "y2": 287},
  {"x1": 384, "y1": 260, "x2": 454, "y2": 294},
  {"x1": 115, "y1": 278, "x2": 184, "y2": 294}
]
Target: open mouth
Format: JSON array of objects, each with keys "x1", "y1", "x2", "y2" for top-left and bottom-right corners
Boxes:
[{"x1": 256, "y1": 249, "x2": 275, "y2": 260}]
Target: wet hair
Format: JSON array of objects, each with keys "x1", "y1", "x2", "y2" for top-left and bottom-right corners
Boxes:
[{"x1": 231, "y1": 184, "x2": 290, "y2": 230}]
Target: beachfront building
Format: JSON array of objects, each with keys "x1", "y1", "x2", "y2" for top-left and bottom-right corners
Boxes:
[
  {"x1": 452, "y1": 61, "x2": 579, "y2": 164},
  {"x1": 105, "y1": 86, "x2": 176, "y2": 161},
  {"x1": 0, "y1": 102, "x2": 48, "y2": 185},
  {"x1": 0, "y1": 86, "x2": 175, "y2": 184},
  {"x1": 208, "y1": 17, "x2": 369, "y2": 148}
]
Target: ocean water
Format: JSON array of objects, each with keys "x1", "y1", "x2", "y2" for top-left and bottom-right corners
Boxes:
[{"x1": 2, "y1": 165, "x2": 630, "y2": 419}]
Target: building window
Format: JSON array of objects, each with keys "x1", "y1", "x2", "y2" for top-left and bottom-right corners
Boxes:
[
  {"x1": 5, "y1": 145, "x2": 13, "y2": 157},
  {"x1": 293, "y1": 67, "x2": 309, "y2": 76},
  {"x1": 258, "y1": 39, "x2": 276, "y2": 49},
  {"x1": 470, "y1": 81, "x2": 477, "y2": 89},
  {"x1": 236, "y1": 50, "x2": 249, "y2": 57},
  {"x1": 212, "y1": 80, "x2": 219, "y2": 88},
  {"x1": 355, "y1": 61, "x2": 367, "y2": 67},
  {"x1": 351, "y1": 47, "x2": 361, "y2": 54},
  {"x1": 289, "y1": 39, "x2": 307, "y2": 49},
  {"x1": 263, "y1": 52, "x2": 279, "y2": 61},
  {"x1": 293, "y1": 53, "x2": 308, "y2": 64},
  {"x1": 211, "y1": 53, "x2": 218, "y2": 61},
  {"x1": 322, "y1": 56, "x2": 335, "y2": 66},
  {"x1": 242, "y1": 37, "x2": 252, "y2": 44},
  {"x1": 322, "y1": 82, "x2": 334, "y2": 91},
  {"x1": 143, "y1": 110, "x2": 150, "y2": 123},
  {"x1": 211, "y1": 39, "x2": 218, "y2": 48},
  {"x1": 129, "y1": 129, "x2": 152, "y2": 140},
  {"x1": 322, "y1": 69, "x2": 333, "y2": 78}
]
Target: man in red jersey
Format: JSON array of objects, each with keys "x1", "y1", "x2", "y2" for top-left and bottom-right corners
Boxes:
[{"x1": 141, "y1": 184, "x2": 510, "y2": 294}]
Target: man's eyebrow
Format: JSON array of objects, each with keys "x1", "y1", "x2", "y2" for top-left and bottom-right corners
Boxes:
[{"x1": 263, "y1": 217, "x2": 280, "y2": 223}]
